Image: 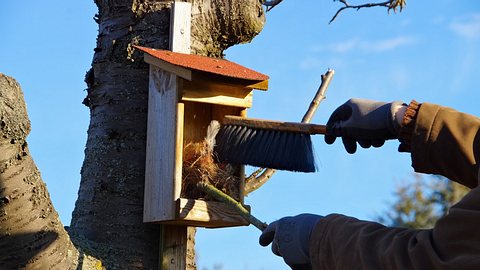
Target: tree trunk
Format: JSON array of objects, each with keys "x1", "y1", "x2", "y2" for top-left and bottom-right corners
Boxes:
[
  {"x1": 69, "y1": 0, "x2": 265, "y2": 269},
  {"x1": 0, "y1": 74, "x2": 79, "y2": 269}
]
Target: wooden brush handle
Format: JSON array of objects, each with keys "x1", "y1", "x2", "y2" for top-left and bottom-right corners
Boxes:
[{"x1": 223, "y1": 115, "x2": 327, "y2": 135}]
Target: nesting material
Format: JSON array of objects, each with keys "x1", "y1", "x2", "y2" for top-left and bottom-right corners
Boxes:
[{"x1": 182, "y1": 121, "x2": 241, "y2": 201}]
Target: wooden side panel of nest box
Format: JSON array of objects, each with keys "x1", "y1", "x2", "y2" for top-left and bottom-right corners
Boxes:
[{"x1": 144, "y1": 65, "x2": 249, "y2": 228}]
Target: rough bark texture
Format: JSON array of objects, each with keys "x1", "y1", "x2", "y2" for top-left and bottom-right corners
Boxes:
[
  {"x1": 70, "y1": 0, "x2": 265, "y2": 269},
  {"x1": 0, "y1": 74, "x2": 79, "y2": 269},
  {"x1": 190, "y1": 0, "x2": 265, "y2": 57}
]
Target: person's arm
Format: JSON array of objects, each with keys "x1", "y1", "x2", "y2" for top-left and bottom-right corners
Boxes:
[
  {"x1": 261, "y1": 99, "x2": 480, "y2": 270},
  {"x1": 310, "y1": 101, "x2": 480, "y2": 269},
  {"x1": 311, "y1": 189, "x2": 480, "y2": 270},
  {"x1": 325, "y1": 99, "x2": 480, "y2": 188},
  {"x1": 400, "y1": 101, "x2": 480, "y2": 188}
]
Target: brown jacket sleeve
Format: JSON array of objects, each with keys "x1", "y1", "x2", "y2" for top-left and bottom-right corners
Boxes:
[
  {"x1": 410, "y1": 103, "x2": 480, "y2": 188},
  {"x1": 310, "y1": 103, "x2": 480, "y2": 270}
]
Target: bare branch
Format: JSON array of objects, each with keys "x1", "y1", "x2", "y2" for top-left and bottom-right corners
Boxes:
[
  {"x1": 330, "y1": 0, "x2": 407, "y2": 24},
  {"x1": 245, "y1": 167, "x2": 266, "y2": 184},
  {"x1": 245, "y1": 168, "x2": 277, "y2": 195},
  {"x1": 302, "y1": 69, "x2": 335, "y2": 123}
]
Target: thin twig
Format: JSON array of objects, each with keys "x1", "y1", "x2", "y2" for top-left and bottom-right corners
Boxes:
[
  {"x1": 330, "y1": 0, "x2": 406, "y2": 24},
  {"x1": 245, "y1": 167, "x2": 266, "y2": 184},
  {"x1": 197, "y1": 181, "x2": 268, "y2": 231},
  {"x1": 302, "y1": 69, "x2": 335, "y2": 123},
  {"x1": 244, "y1": 69, "x2": 335, "y2": 195}
]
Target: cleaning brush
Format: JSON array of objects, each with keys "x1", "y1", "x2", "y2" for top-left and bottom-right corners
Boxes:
[{"x1": 213, "y1": 116, "x2": 327, "y2": 172}]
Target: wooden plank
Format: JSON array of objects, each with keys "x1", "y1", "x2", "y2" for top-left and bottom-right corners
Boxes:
[
  {"x1": 238, "y1": 109, "x2": 247, "y2": 204},
  {"x1": 176, "y1": 199, "x2": 249, "y2": 228},
  {"x1": 222, "y1": 115, "x2": 328, "y2": 134},
  {"x1": 182, "y1": 79, "x2": 253, "y2": 108},
  {"x1": 144, "y1": 66, "x2": 180, "y2": 222},
  {"x1": 144, "y1": 54, "x2": 192, "y2": 81},
  {"x1": 183, "y1": 101, "x2": 212, "y2": 144},
  {"x1": 160, "y1": 225, "x2": 195, "y2": 270},
  {"x1": 174, "y1": 101, "x2": 184, "y2": 202},
  {"x1": 211, "y1": 104, "x2": 243, "y2": 122},
  {"x1": 170, "y1": 2, "x2": 191, "y2": 53},
  {"x1": 159, "y1": 3, "x2": 194, "y2": 270},
  {"x1": 247, "y1": 80, "x2": 269, "y2": 90}
]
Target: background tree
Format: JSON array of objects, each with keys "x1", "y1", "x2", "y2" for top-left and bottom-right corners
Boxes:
[{"x1": 378, "y1": 174, "x2": 469, "y2": 229}]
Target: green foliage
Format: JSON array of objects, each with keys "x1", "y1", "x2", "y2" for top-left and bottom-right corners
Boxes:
[{"x1": 377, "y1": 174, "x2": 469, "y2": 229}]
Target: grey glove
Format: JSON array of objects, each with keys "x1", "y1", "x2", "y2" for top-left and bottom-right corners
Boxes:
[
  {"x1": 324, "y1": 98, "x2": 404, "y2": 154},
  {"x1": 259, "y1": 214, "x2": 322, "y2": 270}
]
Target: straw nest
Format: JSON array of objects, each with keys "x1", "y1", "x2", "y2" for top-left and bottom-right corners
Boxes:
[{"x1": 182, "y1": 140, "x2": 240, "y2": 201}]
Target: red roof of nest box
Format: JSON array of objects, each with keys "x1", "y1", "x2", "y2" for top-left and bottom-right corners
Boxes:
[{"x1": 135, "y1": 46, "x2": 269, "y2": 90}]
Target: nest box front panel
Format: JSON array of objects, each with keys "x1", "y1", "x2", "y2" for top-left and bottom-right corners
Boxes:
[{"x1": 144, "y1": 66, "x2": 183, "y2": 222}]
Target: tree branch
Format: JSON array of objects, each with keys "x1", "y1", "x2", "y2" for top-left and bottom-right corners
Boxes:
[
  {"x1": 245, "y1": 168, "x2": 277, "y2": 195},
  {"x1": 330, "y1": 0, "x2": 406, "y2": 24},
  {"x1": 301, "y1": 69, "x2": 335, "y2": 123},
  {"x1": 245, "y1": 167, "x2": 266, "y2": 183},
  {"x1": 244, "y1": 69, "x2": 335, "y2": 195}
]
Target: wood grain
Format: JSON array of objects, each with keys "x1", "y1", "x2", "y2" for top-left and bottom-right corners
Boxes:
[
  {"x1": 182, "y1": 79, "x2": 253, "y2": 108},
  {"x1": 144, "y1": 66, "x2": 180, "y2": 222},
  {"x1": 170, "y1": 2, "x2": 192, "y2": 53},
  {"x1": 222, "y1": 115, "x2": 327, "y2": 135},
  {"x1": 174, "y1": 102, "x2": 185, "y2": 202},
  {"x1": 176, "y1": 199, "x2": 249, "y2": 228}
]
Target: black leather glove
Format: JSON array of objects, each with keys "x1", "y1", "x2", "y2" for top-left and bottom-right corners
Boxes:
[
  {"x1": 325, "y1": 98, "x2": 405, "y2": 154},
  {"x1": 259, "y1": 214, "x2": 322, "y2": 270}
]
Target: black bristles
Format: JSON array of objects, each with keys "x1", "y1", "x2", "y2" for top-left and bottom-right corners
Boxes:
[{"x1": 214, "y1": 125, "x2": 316, "y2": 172}]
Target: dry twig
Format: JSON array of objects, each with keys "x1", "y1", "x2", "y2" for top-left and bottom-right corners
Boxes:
[{"x1": 330, "y1": 0, "x2": 407, "y2": 24}]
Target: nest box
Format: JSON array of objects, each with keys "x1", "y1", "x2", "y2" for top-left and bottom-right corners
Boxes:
[{"x1": 136, "y1": 46, "x2": 269, "y2": 228}]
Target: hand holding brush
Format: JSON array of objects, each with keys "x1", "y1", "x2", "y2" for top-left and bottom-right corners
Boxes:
[{"x1": 324, "y1": 98, "x2": 407, "y2": 154}]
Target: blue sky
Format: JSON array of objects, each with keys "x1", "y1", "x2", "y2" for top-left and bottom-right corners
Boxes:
[{"x1": 2, "y1": 1, "x2": 480, "y2": 269}]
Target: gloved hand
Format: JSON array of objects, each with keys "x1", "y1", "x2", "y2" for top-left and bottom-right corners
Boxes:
[
  {"x1": 259, "y1": 214, "x2": 322, "y2": 270},
  {"x1": 324, "y1": 98, "x2": 405, "y2": 154}
]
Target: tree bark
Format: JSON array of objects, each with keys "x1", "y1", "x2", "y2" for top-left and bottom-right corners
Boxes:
[
  {"x1": 69, "y1": 0, "x2": 265, "y2": 269},
  {"x1": 0, "y1": 74, "x2": 79, "y2": 269}
]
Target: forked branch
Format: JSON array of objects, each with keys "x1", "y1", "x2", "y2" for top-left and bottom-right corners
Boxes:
[{"x1": 330, "y1": 0, "x2": 407, "y2": 24}]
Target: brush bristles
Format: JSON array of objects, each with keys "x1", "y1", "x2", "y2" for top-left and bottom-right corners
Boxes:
[{"x1": 214, "y1": 125, "x2": 316, "y2": 172}]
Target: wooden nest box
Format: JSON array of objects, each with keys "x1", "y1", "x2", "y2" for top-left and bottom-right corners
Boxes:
[{"x1": 136, "y1": 46, "x2": 269, "y2": 228}]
